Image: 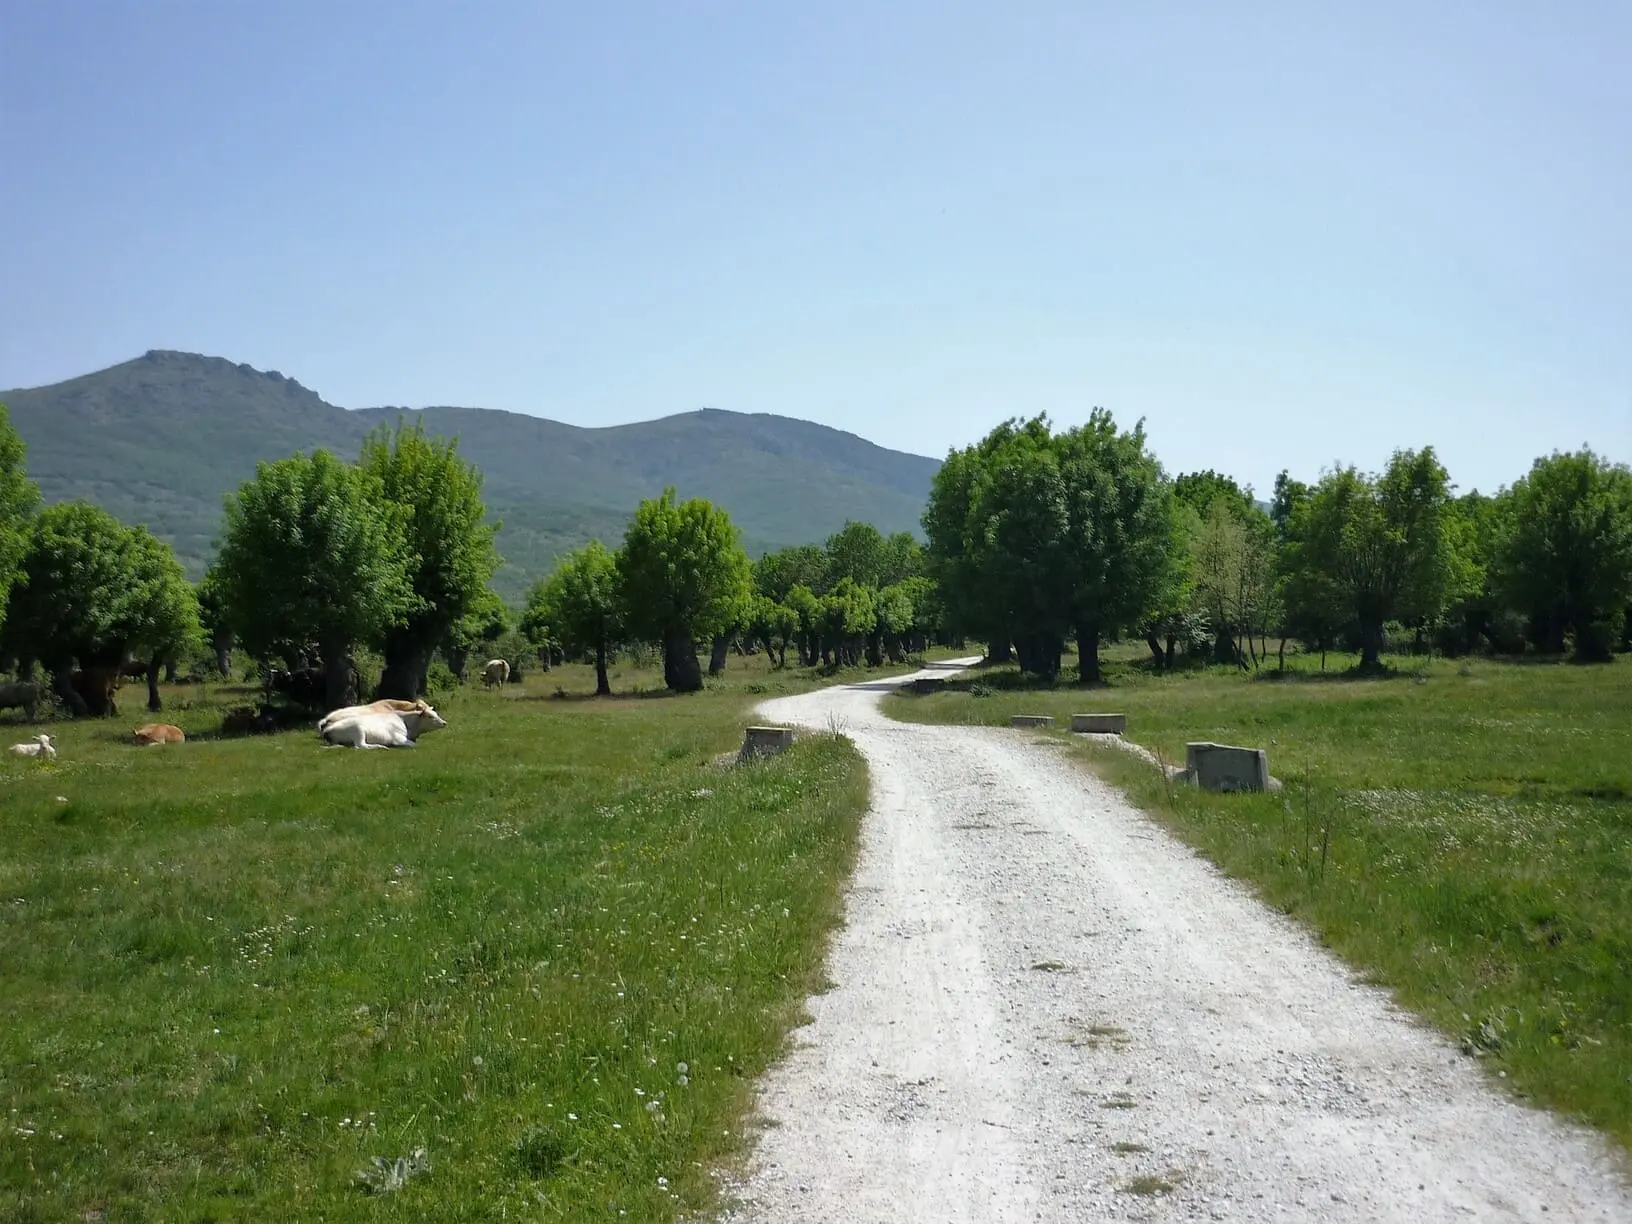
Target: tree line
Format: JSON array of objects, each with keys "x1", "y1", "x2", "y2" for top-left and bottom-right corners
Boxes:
[
  {"x1": 924, "y1": 412, "x2": 1632, "y2": 678},
  {"x1": 3, "y1": 396, "x2": 1628, "y2": 717}
]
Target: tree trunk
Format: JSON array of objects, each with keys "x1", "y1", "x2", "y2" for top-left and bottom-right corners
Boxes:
[
  {"x1": 323, "y1": 648, "x2": 355, "y2": 712},
  {"x1": 987, "y1": 638, "x2": 1012, "y2": 664},
  {"x1": 164, "y1": 658, "x2": 178, "y2": 683},
  {"x1": 708, "y1": 634, "x2": 729, "y2": 676},
  {"x1": 215, "y1": 646, "x2": 232, "y2": 677},
  {"x1": 1277, "y1": 636, "x2": 1287, "y2": 670},
  {"x1": 146, "y1": 657, "x2": 163, "y2": 712},
  {"x1": 53, "y1": 666, "x2": 90, "y2": 717},
  {"x1": 1077, "y1": 624, "x2": 1102, "y2": 685},
  {"x1": 1164, "y1": 634, "x2": 1177, "y2": 670},
  {"x1": 1359, "y1": 621, "x2": 1384, "y2": 671},
  {"x1": 594, "y1": 641, "x2": 611, "y2": 696},
  {"x1": 664, "y1": 629, "x2": 703, "y2": 692},
  {"x1": 376, "y1": 644, "x2": 432, "y2": 701},
  {"x1": 447, "y1": 647, "x2": 470, "y2": 683},
  {"x1": 1145, "y1": 632, "x2": 1164, "y2": 669},
  {"x1": 866, "y1": 632, "x2": 883, "y2": 668}
]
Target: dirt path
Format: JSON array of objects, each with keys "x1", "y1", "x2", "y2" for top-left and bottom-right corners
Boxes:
[{"x1": 718, "y1": 660, "x2": 1631, "y2": 1222}]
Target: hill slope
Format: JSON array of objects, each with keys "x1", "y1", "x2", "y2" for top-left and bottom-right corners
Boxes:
[{"x1": 2, "y1": 351, "x2": 940, "y2": 601}]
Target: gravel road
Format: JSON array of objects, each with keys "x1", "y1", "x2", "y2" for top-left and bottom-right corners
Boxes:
[{"x1": 718, "y1": 660, "x2": 1631, "y2": 1222}]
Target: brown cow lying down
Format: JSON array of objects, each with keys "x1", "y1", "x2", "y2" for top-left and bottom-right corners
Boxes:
[{"x1": 132, "y1": 723, "x2": 185, "y2": 745}]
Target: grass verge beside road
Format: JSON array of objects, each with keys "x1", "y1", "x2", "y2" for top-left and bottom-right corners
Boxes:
[
  {"x1": 0, "y1": 652, "x2": 878, "y2": 1221},
  {"x1": 888, "y1": 653, "x2": 1632, "y2": 1153}
]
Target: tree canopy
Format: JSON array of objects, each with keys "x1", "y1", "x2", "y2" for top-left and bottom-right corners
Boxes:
[
  {"x1": 359, "y1": 420, "x2": 502, "y2": 698},
  {"x1": 0, "y1": 404, "x2": 40, "y2": 640},
  {"x1": 617, "y1": 490, "x2": 752, "y2": 692},
  {"x1": 524, "y1": 539, "x2": 623, "y2": 695},
  {"x1": 214, "y1": 450, "x2": 416, "y2": 709}
]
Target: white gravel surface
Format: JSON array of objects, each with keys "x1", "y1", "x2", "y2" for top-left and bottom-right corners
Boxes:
[{"x1": 717, "y1": 659, "x2": 1631, "y2": 1223}]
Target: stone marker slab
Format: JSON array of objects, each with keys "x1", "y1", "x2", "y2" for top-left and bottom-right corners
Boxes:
[
  {"x1": 910, "y1": 677, "x2": 947, "y2": 694},
  {"x1": 742, "y1": 726, "x2": 796, "y2": 759},
  {"x1": 1070, "y1": 713, "x2": 1127, "y2": 734},
  {"x1": 1010, "y1": 714, "x2": 1055, "y2": 728},
  {"x1": 1185, "y1": 741, "x2": 1271, "y2": 793}
]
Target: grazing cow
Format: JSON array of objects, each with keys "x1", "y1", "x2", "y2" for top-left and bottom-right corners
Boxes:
[
  {"x1": 316, "y1": 698, "x2": 427, "y2": 735},
  {"x1": 132, "y1": 723, "x2": 185, "y2": 745},
  {"x1": 483, "y1": 658, "x2": 510, "y2": 689},
  {"x1": 320, "y1": 704, "x2": 448, "y2": 749},
  {"x1": 8, "y1": 733, "x2": 56, "y2": 759},
  {"x1": 0, "y1": 680, "x2": 40, "y2": 721}
]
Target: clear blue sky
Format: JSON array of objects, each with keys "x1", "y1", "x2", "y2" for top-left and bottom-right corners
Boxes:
[{"x1": 4, "y1": 1, "x2": 1628, "y2": 497}]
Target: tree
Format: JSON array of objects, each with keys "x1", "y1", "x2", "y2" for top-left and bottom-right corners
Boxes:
[
  {"x1": 784, "y1": 584, "x2": 822, "y2": 666},
  {"x1": 442, "y1": 586, "x2": 509, "y2": 681},
  {"x1": 2, "y1": 503, "x2": 195, "y2": 714},
  {"x1": 1291, "y1": 449, "x2": 1453, "y2": 670},
  {"x1": 819, "y1": 577, "x2": 875, "y2": 667},
  {"x1": 525, "y1": 540, "x2": 623, "y2": 695},
  {"x1": 196, "y1": 569, "x2": 235, "y2": 677},
  {"x1": 360, "y1": 421, "x2": 502, "y2": 699},
  {"x1": 617, "y1": 490, "x2": 752, "y2": 692},
  {"x1": 1499, "y1": 449, "x2": 1632, "y2": 660},
  {"x1": 753, "y1": 544, "x2": 827, "y2": 602},
  {"x1": 1055, "y1": 412, "x2": 1183, "y2": 683},
  {"x1": 824, "y1": 521, "x2": 888, "y2": 590},
  {"x1": 214, "y1": 450, "x2": 416, "y2": 710},
  {"x1": 0, "y1": 404, "x2": 40, "y2": 639}
]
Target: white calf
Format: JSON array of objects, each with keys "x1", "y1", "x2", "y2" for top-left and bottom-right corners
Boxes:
[{"x1": 8, "y1": 733, "x2": 56, "y2": 759}]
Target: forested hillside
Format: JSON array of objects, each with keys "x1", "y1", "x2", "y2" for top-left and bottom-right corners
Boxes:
[{"x1": 1, "y1": 350, "x2": 939, "y2": 599}]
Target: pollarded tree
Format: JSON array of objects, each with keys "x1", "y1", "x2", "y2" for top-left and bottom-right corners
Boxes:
[
  {"x1": 1292, "y1": 448, "x2": 1453, "y2": 670},
  {"x1": 214, "y1": 450, "x2": 416, "y2": 710},
  {"x1": 819, "y1": 577, "x2": 875, "y2": 667},
  {"x1": 784, "y1": 584, "x2": 822, "y2": 666},
  {"x1": 196, "y1": 569, "x2": 235, "y2": 677},
  {"x1": 824, "y1": 521, "x2": 888, "y2": 590},
  {"x1": 0, "y1": 404, "x2": 40, "y2": 639},
  {"x1": 442, "y1": 585, "x2": 509, "y2": 681},
  {"x1": 1055, "y1": 411, "x2": 1184, "y2": 684},
  {"x1": 360, "y1": 421, "x2": 502, "y2": 699},
  {"x1": 525, "y1": 540, "x2": 623, "y2": 695},
  {"x1": 2, "y1": 503, "x2": 196, "y2": 714},
  {"x1": 617, "y1": 489, "x2": 752, "y2": 692},
  {"x1": 1499, "y1": 449, "x2": 1632, "y2": 660}
]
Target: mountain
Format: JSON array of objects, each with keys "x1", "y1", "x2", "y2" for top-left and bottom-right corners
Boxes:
[{"x1": 1, "y1": 350, "x2": 941, "y2": 601}]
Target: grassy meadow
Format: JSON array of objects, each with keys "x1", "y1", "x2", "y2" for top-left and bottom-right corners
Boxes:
[
  {"x1": 0, "y1": 650, "x2": 916, "y2": 1221},
  {"x1": 889, "y1": 647, "x2": 1632, "y2": 1152}
]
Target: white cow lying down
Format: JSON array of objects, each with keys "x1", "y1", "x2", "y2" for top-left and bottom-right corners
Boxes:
[
  {"x1": 319, "y1": 703, "x2": 447, "y2": 749},
  {"x1": 8, "y1": 733, "x2": 56, "y2": 759}
]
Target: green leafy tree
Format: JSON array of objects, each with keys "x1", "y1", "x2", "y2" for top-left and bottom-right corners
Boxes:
[
  {"x1": 196, "y1": 569, "x2": 236, "y2": 677},
  {"x1": 1055, "y1": 412, "x2": 1183, "y2": 683},
  {"x1": 360, "y1": 421, "x2": 502, "y2": 699},
  {"x1": 746, "y1": 594, "x2": 799, "y2": 667},
  {"x1": 525, "y1": 540, "x2": 623, "y2": 695},
  {"x1": 824, "y1": 521, "x2": 888, "y2": 590},
  {"x1": 784, "y1": 584, "x2": 822, "y2": 666},
  {"x1": 1292, "y1": 448, "x2": 1453, "y2": 670},
  {"x1": 1499, "y1": 449, "x2": 1632, "y2": 660},
  {"x1": 214, "y1": 450, "x2": 416, "y2": 710},
  {"x1": 617, "y1": 490, "x2": 752, "y2": 692},
  {"x1": 0, "y1": 404, "x2": 40, "y2": 639},
  {"x1": 442, "y1": 586, "x2": 510, "y2": 680},
  {"x1": 819, "y1": 577, "x2": 875, "y2": 667},
  {"x1": 753, "y1": 544, "x2": 828, "y2": 602},
  {"x1": 3, "y1": 503, "x2": 195, "y2": 714}
]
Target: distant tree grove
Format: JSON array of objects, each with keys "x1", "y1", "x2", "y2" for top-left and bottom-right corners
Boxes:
[{"x1": 1, "y1": 396, "x2": 1629, "y2": 717}]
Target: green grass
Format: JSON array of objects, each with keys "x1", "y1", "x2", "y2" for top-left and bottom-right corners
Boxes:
[
  {"x1": 0, "y1": 650, "x2": 900, "y2": 1221},
  {"x1": 889, "y1": 650, "x2": 1632, "y2": 1152}
]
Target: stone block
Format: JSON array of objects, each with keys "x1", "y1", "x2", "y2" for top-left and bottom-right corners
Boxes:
[
  {"x1": 1010, "y1": 714, "x2": 1054, "y2": 728},
  {"x1": 742, "y1": 726, "x2": 796, "y2": 759},
  {"x1": 1070, "y1": 713, "x2": 1127, "y2": 734},
  {"x1": 1184, "y1": 742, "x2": 1271, "y2": 793},
  {"x1": 910, "y1": 677, "x2": 947, "y2": 694}
]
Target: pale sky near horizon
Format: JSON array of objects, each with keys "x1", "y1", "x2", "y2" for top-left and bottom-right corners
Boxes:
[{"x1": 3, "y1": 2, "x2": 1628, "y2": 497}]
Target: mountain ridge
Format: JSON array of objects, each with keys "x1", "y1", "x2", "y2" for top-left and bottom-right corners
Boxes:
[{"x1": 2, "y1": 350, "x2": 941, "y2": 600}]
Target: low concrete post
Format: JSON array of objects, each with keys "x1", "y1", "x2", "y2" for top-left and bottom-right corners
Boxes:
[
  {"x1": 1070, "y1": 713, "x2": 1127, "y2": 734},
  {"x1": 742, "y1": 725, "x2": 796, "y2": 759},
  {"x1": 1184, "y1": 742, "x2": 1271, "y2": 792},
  {"x1": 1010, "y1": 714, "x2": 1054, "y2": 728}
]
